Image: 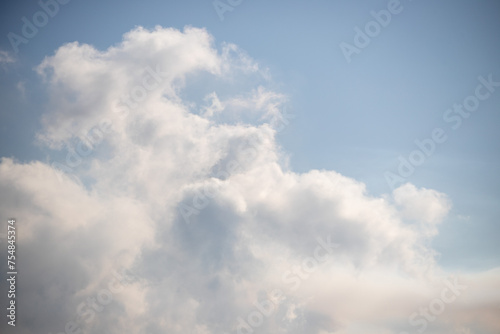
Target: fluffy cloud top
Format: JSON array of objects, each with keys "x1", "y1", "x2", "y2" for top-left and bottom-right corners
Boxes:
[{"x1": 0, "y1": 26, "x2": 499, "y2": 334}]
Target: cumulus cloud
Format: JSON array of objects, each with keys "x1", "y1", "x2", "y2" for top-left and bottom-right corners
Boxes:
[{"x1": 0, "y1": 26, "x2": 499, "y2": 334}]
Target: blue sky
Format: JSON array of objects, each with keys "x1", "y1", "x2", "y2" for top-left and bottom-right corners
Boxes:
[{"x1": 1, "y1": 1, "x2": 499, "y2": 333}]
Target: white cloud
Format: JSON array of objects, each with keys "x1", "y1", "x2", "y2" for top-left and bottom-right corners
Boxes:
[
  {"x1": 1, "y1": 26, "x2": 499, "y2": 334},
  {"x1": 393, "y1": 183, "x2": 452, "y2": 236},
  {"x1": 0, "y1": 50, "x2": 15, "y2": 64}
]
